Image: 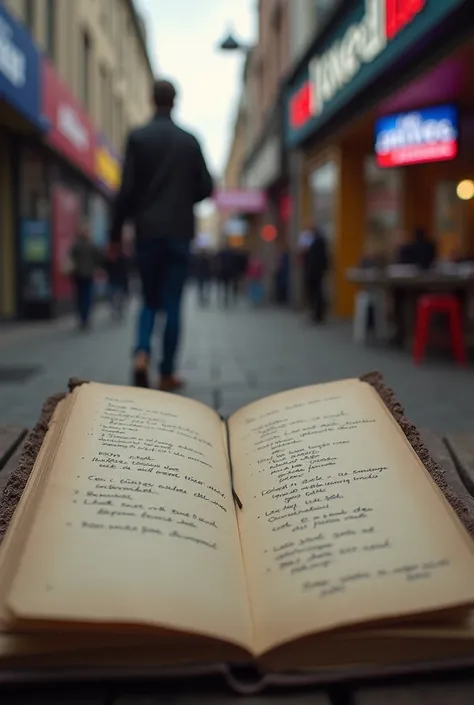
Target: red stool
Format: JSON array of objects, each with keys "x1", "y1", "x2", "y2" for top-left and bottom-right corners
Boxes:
[{"x1": 413, "y1": 294, "x2": 467, "y2": 365}]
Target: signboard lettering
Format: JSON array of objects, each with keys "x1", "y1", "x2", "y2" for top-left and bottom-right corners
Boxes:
[
  {"x1": 375, "y1": 105, "x2": 458, "y2": 167},
  {"x1": 0, "y1": 15, "x2": 25, "y2": 87},
  {"x1": 289, "y1": 0, "x2": 426, "y2": 130},
  {"x1": 58, "y1": 104, "x2": 90, "y2": 152}
]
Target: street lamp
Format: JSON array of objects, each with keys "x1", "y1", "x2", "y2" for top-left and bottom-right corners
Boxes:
[{"x1": 217, "y1": 28, "x2": 252, "y2": 54}]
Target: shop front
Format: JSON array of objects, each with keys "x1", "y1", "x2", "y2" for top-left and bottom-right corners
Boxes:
[
  {"x1": 38, "y1": 56, "x2": 96, "y2": 316},
  {"x1": 242, "y1": 103, "x2": 289, "y2": 299},
  {"x1": 285, "y1": 0, "x2": 472, "y2": 316},
  {"x1": 0, "y1": 3, "x2": 44, "y2": 319}
]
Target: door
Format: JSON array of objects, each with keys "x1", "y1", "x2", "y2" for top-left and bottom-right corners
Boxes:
[{"x1": 434, "y1": 181, "x2": 465, "y2": 261}]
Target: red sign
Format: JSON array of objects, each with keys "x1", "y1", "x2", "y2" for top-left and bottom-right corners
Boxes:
[
  {"x1": 42, "y1": 58, "x2": 95, "y2": 178},
  {"x1": 288, "y1": 0, "x2": 425, "y2": 131},
  {"x1": 214, "y1": 189, "x2": 267, "y2": 213},
  {"x1": 52, "y1": 185, "x2": 80, "y2": 300},
  {"x1": 386, "y1": 0, "x2": 425, "y2": 40}
]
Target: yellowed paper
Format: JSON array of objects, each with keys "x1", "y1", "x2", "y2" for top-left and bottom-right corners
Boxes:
[
  {"x1": 229, "y1": 379, "x2": 474, "y2": 654},
  {"x1": 6, "y1": 383, "x2": 252, "y2": 650}
]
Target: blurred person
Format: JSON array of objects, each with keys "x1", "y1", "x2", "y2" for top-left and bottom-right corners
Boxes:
[
  {"x1": 106, "y1": 250, "x2": 130, "y2": 320},
  {"x1": 195, "y1": 250, "x2": 212, "y2": 307},
  {"x1": 305, "y1": 227, "x2": 329, "y2": 324},
  {"x1": 247, "y1": 253, "x2": 264, "y2": 306},
  {"x1": 396, "y1": 227, "x2": 436, "y2": 270},
  {"x1": 217, "y1": 246, "x2": 239, "y2": 308},
  {"x1": 109, "y1": 79, "x2": 213, "y2": 390},
  {"x1": 69, "y1": 220, "x2": 103, "y2": 330},
  {"x1": 298, "y1": 226, "x2": 315, "y2": 306},
  {"x1": 275, "y1": 246, "x2": 290, "y2": 305}
]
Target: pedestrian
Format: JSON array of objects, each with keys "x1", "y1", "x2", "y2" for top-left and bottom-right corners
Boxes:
[
  {"x1": 396, "y1": 227, "x2": 436, "y2": 270},
  {"x1": 247, "y1": 254, "x2": 264, "y2": 306},
  {"x1": 195, "y1": 251, "x2": 212, "y2": 307},
  {"x1": 106, "y1": 250, "x2": 130, "y2": 320},
  {"x1": 305, "y1": 227, "x2": 329, "y2": 324},
  {"x1": 109, "y1": 78, "x2": 213, "y2": 390},
  {"x1": 217, "y1": 246, "x2": 239, "y2": 308},
  {"x1": 68, "y1": 220, "x2": 103, "y2": 330}
]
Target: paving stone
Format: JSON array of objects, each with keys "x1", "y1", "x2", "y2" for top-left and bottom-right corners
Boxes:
[{"x1": 0, "y1": 288, "x2": 473, "y2": 432}]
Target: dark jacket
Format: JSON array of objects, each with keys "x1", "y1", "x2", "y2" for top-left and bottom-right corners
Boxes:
[
  {"x1": 306, "y1": 232, "x2": 329, "y2": 281},
  {"x1": 398, "y1": 240, "x2": 436, "y2": 270},
  {"x1": 70, "y1": 237, "x2": 103, "y2": 278},
  {"x1": 110, "y1": 111, "x2": 213, "y2": 244}
]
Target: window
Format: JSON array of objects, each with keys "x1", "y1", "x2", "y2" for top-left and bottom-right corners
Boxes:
[
  {"x1": 81, "y1": 31, "x2": 91, "y2": 109},
  {"x1": 24, "y1": 0, "x2": 35, "y2": 33},
  {"x1": 45, "y1": 0, "x2": 56, "y2": 60},
  {"x1": 99, "y1": 66, "x2": 112, "y2": 137},
  {"x1": 313, "y1": 0, "x2": 337, "y2": 25}
]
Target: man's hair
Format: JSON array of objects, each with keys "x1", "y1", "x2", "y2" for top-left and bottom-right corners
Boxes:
[{"x1": 153, "y1": 79, "x2": 176, "y2": 109}]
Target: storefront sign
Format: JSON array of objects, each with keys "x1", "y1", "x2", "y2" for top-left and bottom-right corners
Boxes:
[
  {"x1": 51, "y1": 185, "x2": 80, "y2": 300},
  {"x1": 95, "y1": 135, "x2": 122, "y2": 193},
  {"x1": 286, "y1": 0, "x2": 465, "y2": 146},
  {"x1": 243, "y1": 134, "x2": 281, "y2": 189},
  {"x1": 290, "y1": 0, "x2": 424, "y2": 131},
  {"x1": 0, "y1": 4, "x2": 42, "y2": 127},
  {"x1": 20, "y1": 219, "x2": 50, "y2": 263},
  {"x1": 375, "y1": 105, "x2": 458, "y2": 167},
  {"x1": 42, "y1": 58, "x2": 95, "y2": 178},
  {"x1": 19, "y1": 220, "x2": 51, "y2": 303},
  {"x1": 224, "y1": 217, "x2": 248, "y2": 237},
  {"x1": 214, "y1": 189, "x2": 267, "y2": 213}
]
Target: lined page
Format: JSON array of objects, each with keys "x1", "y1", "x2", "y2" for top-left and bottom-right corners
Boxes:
[
  {"x1": 229, "y1": 379, "x2": 474, "y2": 654},
  {"x1": 7, "y1": 383, "x2": 252, "y2": 651}
]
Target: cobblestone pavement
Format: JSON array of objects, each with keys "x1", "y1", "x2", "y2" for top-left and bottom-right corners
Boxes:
[{"x1": 0, "y1": 287, "x2": 473, "y2": 432}]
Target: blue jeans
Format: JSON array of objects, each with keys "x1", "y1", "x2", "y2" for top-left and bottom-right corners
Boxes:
[
  {"x1": 135, "y1": 238, "x2": 190, "y2": 376},
  {"x1": 74, "y1": 276, "x2": 94, "y2": 326}
]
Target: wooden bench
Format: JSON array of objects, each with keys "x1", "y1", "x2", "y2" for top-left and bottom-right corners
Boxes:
[{"x1": 0, "y1": 426, "x2": 474, "y2": 704}]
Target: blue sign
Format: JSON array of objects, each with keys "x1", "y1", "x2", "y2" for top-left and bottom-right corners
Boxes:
[
  {"x1": 375, "y1": 105, "x2": 458, "y2": 168},
  {"x1": 20, "y1": 220, "x2": 51, "y2": 263},
  {"x1": 0, "y1": 4, "x2": 42, "y2": 128}
]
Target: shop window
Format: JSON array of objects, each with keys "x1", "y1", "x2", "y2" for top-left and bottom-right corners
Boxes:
[
  {"x1": 435, "y1": 182, "x2": 465, "y2": 261},
  {"x1": 20, "y1": 149, "x2": 50, "y2": 222},
  {"x1": 81, "y1": 30, "x2": 91, "y2": 110},
  {"x1": 309, "y1": 161, "x2": 338, "y2": 304},
  {"x1": 364, "y1": 156, "x2": 402, "y2": 265},
  {"x1": 24, "y1": 0, "x2": 35, "y2": 34},
  {"x1": 45, "y1": 0, "x2": 56, "y2": 61},
  {"x1": 309, "y1": 161, "x2": 338, "y2": 243}
]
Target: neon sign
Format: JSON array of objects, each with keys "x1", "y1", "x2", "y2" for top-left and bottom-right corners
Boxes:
[
  {"x1": 375, "y1": 105, "x2": 458, "y2": 167},
  {"x1": 288, "y1": 0, "x2": 425, "y2": 131}
]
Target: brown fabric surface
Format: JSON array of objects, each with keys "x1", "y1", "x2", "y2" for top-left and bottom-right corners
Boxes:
[
  {"x1": 361, "y1": 371, "x2": 474, "y2": 537},
  {"x1": 0, "y1": 373, "x2": 472, "y2": 546}
]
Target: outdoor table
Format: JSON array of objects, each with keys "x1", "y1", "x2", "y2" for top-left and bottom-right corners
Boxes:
[
  {"x1": 1, "y1": 424, "x2": 474, "y2": 704},
  {"x1": 346, "y1": 268, "x2": 474, "y2": 349}
]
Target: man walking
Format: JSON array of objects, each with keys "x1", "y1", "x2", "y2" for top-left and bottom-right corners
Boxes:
[{"x1": 109, "y1": 79, "x2": 213, "y2": 390}]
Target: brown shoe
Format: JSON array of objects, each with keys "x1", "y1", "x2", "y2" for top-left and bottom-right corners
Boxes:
[
  {"x1": 158, "y1": 375, "x2": 185, "y2": 393},
  {"x1": 133, "y1": 352, "x2": 150, "y2": 388}
]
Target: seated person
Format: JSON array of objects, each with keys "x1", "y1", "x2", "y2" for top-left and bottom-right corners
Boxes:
[{"x1": 396, "y1": 227, "x2": 436, "y2": 270}]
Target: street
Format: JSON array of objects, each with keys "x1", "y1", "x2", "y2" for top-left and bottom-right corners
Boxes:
[{"x1": 0, "y1": 289, "x2": 473, "y2": 434}]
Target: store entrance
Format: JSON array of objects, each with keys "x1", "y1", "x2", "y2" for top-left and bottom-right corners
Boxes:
[{"x1": 434, "y1": 181, "x2": 467, "y2": 261}]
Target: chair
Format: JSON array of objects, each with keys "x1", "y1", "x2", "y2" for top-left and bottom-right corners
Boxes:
[
  {"x1": 413, "y1": 294, "x2": 467, "y2": 365},
  {"x1": 353, "y1": 291, "x2": 389, "y2": 344}
]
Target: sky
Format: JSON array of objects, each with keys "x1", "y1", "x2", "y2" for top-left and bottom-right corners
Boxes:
[{"x1": 134, "y1": 0, "x2": 256, "y2": 180}]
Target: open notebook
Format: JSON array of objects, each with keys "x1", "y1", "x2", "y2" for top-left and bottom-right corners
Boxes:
[{"x1": 0, "y1": 378, "x2": 474, "y2": 678}]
